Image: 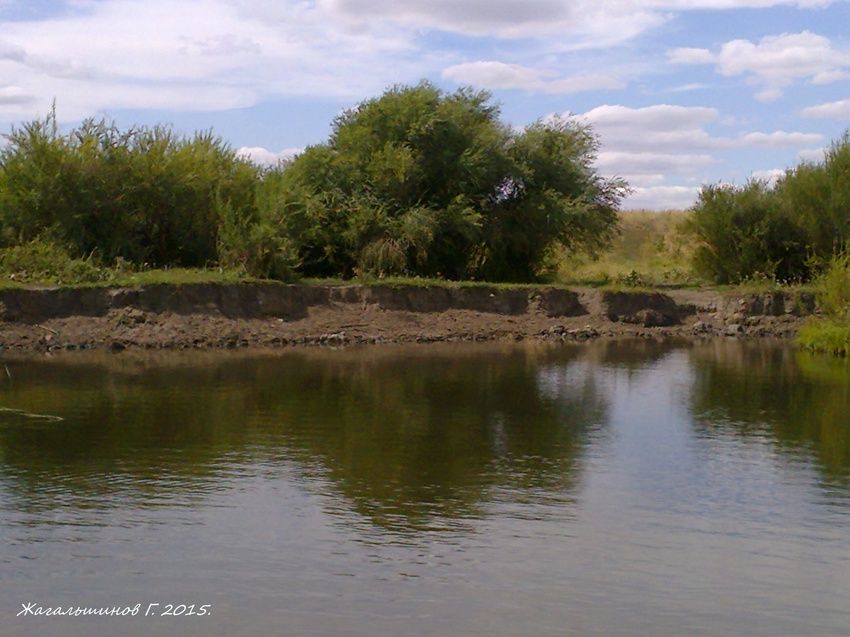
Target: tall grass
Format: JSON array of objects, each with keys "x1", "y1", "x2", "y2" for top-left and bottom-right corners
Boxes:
[
  {"x1": 556, "y1": 209, "x2": 699, "y2": 286},
  {"x1": 797, "y1": 254, "x2": 850, "y2": 356}
]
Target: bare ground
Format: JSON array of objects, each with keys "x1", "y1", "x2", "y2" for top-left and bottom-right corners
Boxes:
[{"x1": 0, "y1": 283, "x2": 816, "y2": 354}]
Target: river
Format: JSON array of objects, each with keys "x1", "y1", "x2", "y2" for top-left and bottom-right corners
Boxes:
[{"x1": 1, "y1": 340, "x2": 849, "y2": 636}]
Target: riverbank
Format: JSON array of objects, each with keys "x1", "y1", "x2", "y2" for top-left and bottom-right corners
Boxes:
[{"x1": 0, "y1": 282, "x2": 817, "y2": 353}]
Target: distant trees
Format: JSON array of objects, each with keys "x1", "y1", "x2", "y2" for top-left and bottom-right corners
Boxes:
[{"x1": 687, "y1": 132, "x2": 850, "y2": 284}]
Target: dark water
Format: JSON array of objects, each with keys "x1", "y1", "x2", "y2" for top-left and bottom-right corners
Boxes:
[{"x1": 1, "y1": 340, "x2": 849, "y2": 636}]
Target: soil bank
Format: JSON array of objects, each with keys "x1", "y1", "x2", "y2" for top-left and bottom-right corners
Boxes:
[{"x1": 0, "y1": 282, "x2": 818, "y2": 354}]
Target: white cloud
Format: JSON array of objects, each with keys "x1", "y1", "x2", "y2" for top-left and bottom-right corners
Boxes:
[
  {"x1": 324, "y1": 0, "x2": 666, "y2": 45},
  {"x1": 669, "y1": 31, "x2": 850, "y2": 100},
  {"x1": 574, "y1": 104, "x2": 823, "y2": 153},
  {"x1": 596, "y1": 151, "x2": 717, "y2": 176},
  {"x1": 738, "y1": 131, "x2": 823, "y2": 147},
  {"x1": 621, "y1": 186, "x2": 701, "y2": 211},
  {"x1": 801, "y1": 99, "x2": 850, "y2": 119},
  {"x1": 575, "y1": 104, "x2": 719, "y2": 152},
  {"x1": 0, "y1": 0, "x2": 433, "y2": 121},
  {"x1": 798, "y1": 147, "x2": 826, "y2": 162},
  {"x1": 571, "y1": 103, "x2": 824, "y2": 209},
  {"x1": 750, "y1": 168, "x2": 785, "y2": 186},
  {"x1": 442, "y1": 61, "x2": 623, "y2": 94},
  {"x1": 237, "y1": 146, "x2": 302, "y2": 165},
  {"x1": 0, "y1": 86, "x2": 35, "y2": 105}
]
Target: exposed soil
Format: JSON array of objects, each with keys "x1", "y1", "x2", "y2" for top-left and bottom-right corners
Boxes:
[{"x1": 0, "y1": 283, "x2": 818, "y2": 354}]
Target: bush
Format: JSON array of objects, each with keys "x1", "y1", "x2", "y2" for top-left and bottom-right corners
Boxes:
[
  {"x1": 686, "y1": 131, "x2": 850, "y2": 284},
  {"x1": 780, "y1": 133, "x2": 850, "y2": 263},
  {"x1": 264, "y1": 82, "x2": 625, "y2": 282},
  {"x1": 797, "y1": 254, "x2": 850, "y2": 356},
  {"x1": 0, "y1": 237, "x2": 109, "y2": 284},
  {"x1": 685, "y1": 181, "x2": 806, "y2": 284},
  {"x1": 0, "y1": 110, "x2": 258, "y2": 268}
]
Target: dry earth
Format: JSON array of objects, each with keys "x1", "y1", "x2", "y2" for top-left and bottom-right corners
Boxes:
[{"x1": 0, "y1": 283, "x2": 817, "y2": 354}]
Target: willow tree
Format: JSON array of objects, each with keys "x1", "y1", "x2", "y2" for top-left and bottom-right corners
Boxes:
[{"x1": 269, "y1": 81, "x2": 626, "y2": 282}]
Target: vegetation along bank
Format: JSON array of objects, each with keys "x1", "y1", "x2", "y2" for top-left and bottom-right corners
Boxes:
[{"x1": 0, "y1": 82, "x2": 848, "y2": 354}]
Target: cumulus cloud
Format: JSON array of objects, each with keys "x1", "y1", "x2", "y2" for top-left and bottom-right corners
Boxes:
[
  {"x1": 668, "y1": 31, "x2": 850, "y2": 100},
  {"x1": 596, "y1": 151, "x2": 717, "y2": 177},
  {"x1": 566, "y1": 103, "x2": 825, "y2": 209},
  {"x1": 0, "y1": 86, "x2": 35, "y2": 105},
  {"x1": 738, "y1": 131, "x2": 823, "y2": 147},
  {"x1": 0, "y1": 0, "x2": 433, "y2": 120},
  {"x1": 237, "y1": 146, "x2": 303, "y2": 165},
  {"x1": 801, "y1": 99, "x2": 850, "y2": 119},
  {"x1": 798, "y1": 147, "x2": 826, "y2": 162},
  {"x1": 573, "y1": 104, "x2": 823, "y2": 153},
  {"x1": 324, "y1": 0, "x2": 666, "y2": 44},
  {"x1": 621, "y1": 186, "x2": 701, "y2": 211},
  {"x1": 442, "y1": 61, "x2": 623, "y2": 94},
  {"x1": 750, "y1": 168, "x2": 785, "y2": 186}
]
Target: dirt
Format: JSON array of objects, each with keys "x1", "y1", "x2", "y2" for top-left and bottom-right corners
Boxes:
[{"x1": 0, "y1": 283, "x2": 817, "y2": 354}]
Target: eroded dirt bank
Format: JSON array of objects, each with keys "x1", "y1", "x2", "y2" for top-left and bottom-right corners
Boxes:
[{"x1": 0, "y1": 282, "x2": 817, "y2": 353}]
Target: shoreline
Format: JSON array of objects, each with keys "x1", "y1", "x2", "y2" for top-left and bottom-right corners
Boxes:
[{"x1": 0, "y1": 282, "x2": 816, "y2": 354}]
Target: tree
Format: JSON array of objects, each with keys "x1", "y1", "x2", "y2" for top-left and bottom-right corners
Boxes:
[{"x1": 267, "y1": 82, "x2": 626, "y2": 281}]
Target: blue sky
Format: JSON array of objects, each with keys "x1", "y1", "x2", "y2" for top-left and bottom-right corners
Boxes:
[{"x1": 1, "y1": 0, "x2": 849, "y2": 209}]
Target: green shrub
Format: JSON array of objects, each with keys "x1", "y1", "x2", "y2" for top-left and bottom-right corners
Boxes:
[
  {"x1": 0, "y1": 237, "x2": 109, "y2": 284},
  {"x1": 264, "y1": 82, "x2": 625, "y2": 282},
  {"x1": 685, "y1": 131, "x2": 850, "y2": 284},
  {"x1": 797, "y1": 254, "x2": 850, "y2": 356},
  {"x1": 215, "y1": 183, "x2": 300, "y2": 281},
  {"x1": 685, "y1": 181, "x2": 807, "y2": 284},
  {"x1": 780, "y1": 132, "x2": 850, "y2": 262},
  {"x1": 0, "y1": 110, "x2": 258, "y2": 268}
]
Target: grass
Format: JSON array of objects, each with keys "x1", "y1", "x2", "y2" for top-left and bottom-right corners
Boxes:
[
  {"x1": 0, "y1": 208, "x2": 821, "y2": 298},
  {"x1": 797, "y1": 321, "x2": 850, "y2": 356},
  {"x1": 0, "y1": 240, "x2": 255, "y2": 289},
  {"x1": 796, "y1": 254, "x2": 850, "y2": 356},
  {"x1": 556, "y1": 209, "x2": 701, "y2": 287}
]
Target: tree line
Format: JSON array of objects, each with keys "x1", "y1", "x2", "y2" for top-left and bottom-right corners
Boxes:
[
  {"x1": 0, "y1": 83, "x2": 627, "y2": 283},
  {"x1": 2, "y1": 81, "x2": 848, "y2": 292}
]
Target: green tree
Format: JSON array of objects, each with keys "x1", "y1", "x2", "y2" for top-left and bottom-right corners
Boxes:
[{"x1": 266, "y1": 82, "x2": 625, "y2": 281}]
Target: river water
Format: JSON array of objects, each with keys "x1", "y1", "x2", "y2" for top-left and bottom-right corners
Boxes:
[{"x1": 1, "y1": 340, "x2": 849, "y2": 636}]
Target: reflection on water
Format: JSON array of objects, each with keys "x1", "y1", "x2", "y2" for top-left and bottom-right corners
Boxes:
[
  {"x1": 1, "y1": 340, "x2": 849, "y2": 637},
  {"x1": 0, "y1": 344, "x2": 606, "y2": 532}
]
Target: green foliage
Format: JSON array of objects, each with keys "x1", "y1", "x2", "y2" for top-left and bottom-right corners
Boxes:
[
  {"x1": 0, "y1": 90, "x2": 624, "y2": 284},
  {"x1": 797, "y1": 254, "x2": 850, "y2": 356},
  {"x1": 215, "y1": 174, "x2": 300, "y2": 281},
  {"x1": 686, "y1": 131, "x2": 850, "y2": 284},
  {"x1": 265, "y1": 82, "x2": 625, "y2": 282},
  {"x1": 0, "y1": 109, "x2": 258, "y2": 269},
  {"x1": 780, "y1": 133, "x2": 850, "y2": 262},
  {"x1": 685, "y1": 181, "x2": 807, "y2": 285},
  {"x1": 817, "y1": 253, "x2": 850, "y2": 321},
  {"x1": 797, "y1": 321, "x2": 850, "y2": 357},
  {"x1": 0, "y1": 236, "x2": 111, "y2": 285}
]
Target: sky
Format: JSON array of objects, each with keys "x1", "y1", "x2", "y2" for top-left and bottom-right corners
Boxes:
[{"x1": 1, "y1": 0, "x2": 849, "y2": 210}]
